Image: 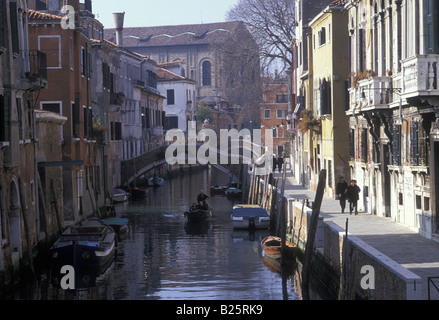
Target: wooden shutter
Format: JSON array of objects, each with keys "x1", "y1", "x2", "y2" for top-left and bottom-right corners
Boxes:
[
  {"x1": 9, "y1": 2, "x2": 18, "y2": 54},
  {"x1": 361, "y1": 128, "x2": 368, "y2": 162},
  {"x1": 392, "y1": 124, "x2": 401, "y2": 166},
  {"x1": 0, "y1": 0, "x2": 4, "y2": 48},
  {"x1": 349, "y1": 129, "x2": 355, "y2": 159},
  {"x1": 410, "y1": 121, "x2": 419, "y2": 166}
]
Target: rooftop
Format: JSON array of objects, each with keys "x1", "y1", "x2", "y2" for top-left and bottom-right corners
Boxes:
[{"x1": 103, "y1": 21, "x2": 246, "y2": 48}]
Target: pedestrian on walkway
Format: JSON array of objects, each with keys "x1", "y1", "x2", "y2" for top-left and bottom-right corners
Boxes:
[
  {"x1": 347, "y1": 180, "x2": 361, "y2": 215},
  {"x1": 277, "y1": 154, "x2": 284, "y2": 173},
  {"x1": 273, "y1": 154, "x2": 278, "y2": 173},
  {"x1": 336, "y1": 177, "x2": 348, "y2": 213}
]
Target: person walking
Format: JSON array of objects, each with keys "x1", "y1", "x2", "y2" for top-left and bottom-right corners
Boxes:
[
  {"x1": 277, "y1": 154, "x2": 284, "y2": 173},
  {"x1": 346, "y1": 180, "x2": 361, "y2": 215},
  {"x1": 336, "y1": 177, "x2": 348, "y2": 213},
  {"x1": 272, "y1": 154, "x2": 278, "y2": 173}
]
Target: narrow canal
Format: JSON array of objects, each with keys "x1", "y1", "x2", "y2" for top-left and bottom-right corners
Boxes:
[{"x1": 3, "y1": 166, "x2": 305, "y2": 300}]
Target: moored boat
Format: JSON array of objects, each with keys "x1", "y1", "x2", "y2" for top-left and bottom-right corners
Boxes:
[
  {"x1": 261, "y1": 236, "x2": 297, "y2": 260},
  {"x1": 225, "y1": 187, "x2": 243, "y2": 198},
  {"x1": 231, "y1": 205, "x2": 270, "y2": 230},
  {"x1": 148, "y1": 176, "x2": 165, "y2": 187},
  {"x1": 102, "y1": 217, "x2": 129, "y2": 236},
  {"x1": 111, "y1": 188, "x2": 129, "y2": 203},
  {"x1": 184, "y1": 205, "x2": 212, "y2": 223},
  {"x1": 210, "y1": 185, "x2": 228, "y2": 194},
  {"x1": 50, "y1": 218, "x2": 116, "y2": 271}
]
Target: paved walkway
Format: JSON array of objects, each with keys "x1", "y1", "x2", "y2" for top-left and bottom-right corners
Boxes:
[{"x1": 272, "y1": 168, "x2": 439, "y2": 300}]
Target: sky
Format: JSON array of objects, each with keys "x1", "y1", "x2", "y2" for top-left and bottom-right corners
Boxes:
[{"x1": 91, "y1": 0, "x2": 240, "y2": 29}]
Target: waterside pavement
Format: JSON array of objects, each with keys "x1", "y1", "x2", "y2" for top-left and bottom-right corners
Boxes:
[{"x1": 272, "y1": 167, "x2": 439, "y2": 300}]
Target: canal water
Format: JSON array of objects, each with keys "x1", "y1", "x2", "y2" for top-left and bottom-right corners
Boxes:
[{"x1": 3, "y1": 166, "x2": 300, "y2": 300}]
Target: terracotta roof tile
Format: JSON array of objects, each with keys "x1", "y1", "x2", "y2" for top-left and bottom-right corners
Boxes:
[{"x1": 28, "y1": 9, "x2": 62, "y2": 21}]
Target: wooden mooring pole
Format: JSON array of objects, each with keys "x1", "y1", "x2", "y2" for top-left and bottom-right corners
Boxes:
[
  {"x1": 301, "y1": 169, "x2": 326, "y2": 300},
  {"x1": 280, "y1": 162, "x2": 288, "y2": 266}
]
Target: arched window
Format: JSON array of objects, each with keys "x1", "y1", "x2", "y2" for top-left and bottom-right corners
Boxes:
[{"x1": 202, "y1": 60, "x2": 212, "y2": 86}]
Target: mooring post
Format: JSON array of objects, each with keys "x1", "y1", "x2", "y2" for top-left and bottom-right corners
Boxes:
[{"x1": 301, "y1": 169, "x2": 326, "y2": 300}]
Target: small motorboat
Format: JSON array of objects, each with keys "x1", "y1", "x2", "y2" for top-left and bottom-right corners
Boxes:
[
  {"x1": 225, "y1": 187, "x2": 243, "y2": 198},
  {"x1": 184, "y1": 204, "x2": 212, "y2": 223},
  {"x1": 261, "y1": 236, "x2": 297, "y2": 260},
  {"x1": 50, "y1": 218, "x2": 116, "y2": 271},
  {"x1": 148, "y1": 176, "x2": 165, "y2": 187},
  {"x1": 231, "y1": 205, "x2": 270, "y2": 230},
  {"x1": 111, "y1": 188, "x2": 129, "y2": 203},
  {"x1": 210, "y1": 185, "x2": 228, "y2": 194}
]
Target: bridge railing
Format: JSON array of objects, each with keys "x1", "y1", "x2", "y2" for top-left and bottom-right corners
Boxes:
[{"x1": 121, "y1": 145, "x2": 168, "y2": 185}]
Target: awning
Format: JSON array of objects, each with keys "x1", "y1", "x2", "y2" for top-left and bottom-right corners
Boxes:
[{"x1": 293, "y1": 103, "x2": 304, "y2": 116}]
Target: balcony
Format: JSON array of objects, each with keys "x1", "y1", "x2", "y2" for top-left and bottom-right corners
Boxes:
[
  {"x1": 401, "y1": 55, "x2": 439, "y2": 99},
  {"x1": 22, "y1": 50, "x2": 48, "y2": 90},
  {"x1": 348, "y1": 76, "x2": 392, "y2": 115}
]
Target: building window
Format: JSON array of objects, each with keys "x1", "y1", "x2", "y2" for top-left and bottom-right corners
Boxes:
[
  {"x1": 361, "y1": 128, "x2": 368, "y2": 162},
  {"x1": 276, "y1": 94, "x2": 288, "y2": 103},
  {"x1": 202, "y1": 60, "x2": 212, "y2": 86},
  {"x1": 264, "y1": 109, "x2": 271, "y2": 119},
  {"x1": 167, "y1": 90, "x2": 175, "y2": 105},
  {"x1": 349, "y1": 129, "x2": 355, "y2": 159},
  {"x1": 399, "y1": 192, "x2": 403, "y2": 206},
  {"x1": 424, "y1": 197, "x2": 430, "y2": 211},
  {"x1": 318, "y1": 27, "x2": 326, "y2": 46},
  {"x1": 276, "y1": 109, "x2": 283, "y2": 119},
  {"x1": 410, "y1": 121, "x2": 419, "y2": 166},
  {"x1": 416, "y1": 195, "x2": 422, "y2": 210}
]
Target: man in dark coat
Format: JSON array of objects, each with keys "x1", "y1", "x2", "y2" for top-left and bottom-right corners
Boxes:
[
  {"x1": 346, "y1": 180, "x2": 361, "y2": 215},
  {"x1": 277, "y1": 154, "x2": 284, "y2": 173},
  {"x1": 272, "y1": 155, "x2": 278, "y2": 173},
  {"x1": 336, "y1": 177, "x2": 348, "y2": 213},
  {"x1": 197, "y1": 189, "x2": 209, "y2": 205}
]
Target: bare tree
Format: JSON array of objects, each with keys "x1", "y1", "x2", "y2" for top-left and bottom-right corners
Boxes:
[{"x1": 226, "y1": 0, "x2": 295, "y2": 74}]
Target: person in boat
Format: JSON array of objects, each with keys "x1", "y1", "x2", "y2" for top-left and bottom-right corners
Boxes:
[
  {"x1": 190, "y1": 203, "x2": 197, "y2": 211},
  {"x1": 197, "y1": 190, "x2": 209, "y2": 205},
  {"x1": 196, "y1": 201, "x2": 208, "y2": 211}
]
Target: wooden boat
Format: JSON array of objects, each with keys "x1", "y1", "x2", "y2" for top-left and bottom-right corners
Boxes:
[
  {"x1": 50, "y1": 218, "x2": 116, "y2": 271},
  {"x1": 210, "y1": 185, "x2": 228, "y2": 194},
  {"x1": 225, "y1": 187, "x2": 243, "y2": 197},
  {"x1": 148, "y1": 176, "x2": 165, "y2": 187},
  {"x1": 102, "y1": 217, "x2": 129, "y2": 235},
  {"x1": 231, "y1": 205, "x2": 270, "y2": 230},
  {"x1": 261, "y1": 236, "x2": 297, "y2": 260},
  {"x1": 184, "y1": 205, "x2": 212, "y2": 223},
  {"x1": 111, "y1": 188, "x2": 129, "y2": 203}
]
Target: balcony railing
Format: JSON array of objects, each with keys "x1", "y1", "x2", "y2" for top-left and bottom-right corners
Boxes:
[
  {"x1": 29, "y1": 50, "x2": 47, "y2": 80},
  {"x1": 348, "y1": 76, "x2": 392, "y2": 113},
  {"x1": 402, "y1": 55, "x2": 439, "y2": 98},
  {"x1": 23, "y1": 50, "x2": 48, "y2": 90}
]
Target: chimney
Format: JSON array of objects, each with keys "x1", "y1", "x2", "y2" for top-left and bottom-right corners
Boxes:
[
  {"x1": 85, "y1": 0, "x2": 92, "y2": 12},
  {"x1": 113, "y1": 12, "x2": 125, "y2": 47}
]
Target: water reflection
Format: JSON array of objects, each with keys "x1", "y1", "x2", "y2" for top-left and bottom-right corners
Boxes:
[{"x1": 2, "y1": 166, "x2": 299, "y2": 300}]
